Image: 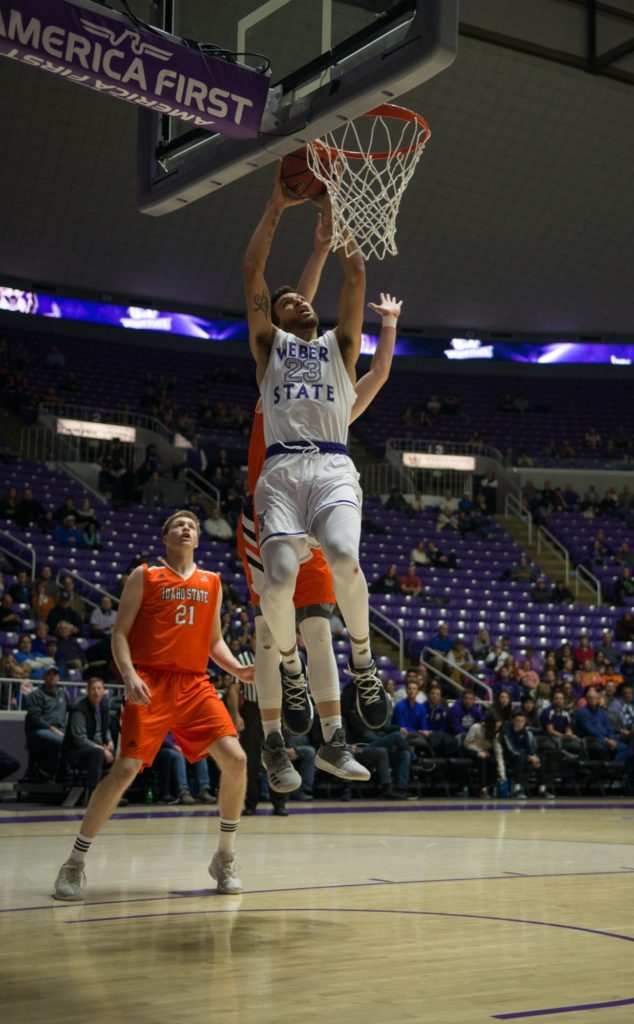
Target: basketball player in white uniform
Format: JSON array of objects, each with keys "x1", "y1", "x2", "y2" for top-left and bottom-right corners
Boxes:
[{"x1": 243, "y1": 167, "x2": 396, "y2": 771}]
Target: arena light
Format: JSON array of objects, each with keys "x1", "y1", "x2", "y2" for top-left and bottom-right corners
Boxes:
[
  {"x1": 402, "y1": 452, "x2": 475, "y2": 471},
  {"x1": 57, "y1": 418, "x2": 136, "y2": 443}
]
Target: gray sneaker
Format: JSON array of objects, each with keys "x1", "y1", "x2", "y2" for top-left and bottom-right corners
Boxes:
[
  {"x1": 262, "y1": 732, "x2": 302, "y2": 793},
  {"x1": 209, "y1": 851, "x2": 242, "y2": 895},
  {"x1": 315, "y1": 728, "x2": 371, "y2": 781},
  {"x1": 53, "y1": 862, "x2": 86, "y2": 902}
]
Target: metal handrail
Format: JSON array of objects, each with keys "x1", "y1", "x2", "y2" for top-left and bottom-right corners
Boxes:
[
  {"x1": 575, "y1": 564, "x2": 602, "y2": 606},
  {"x1": 505, "y1": 491, "x2": 533, "y2": 544},
  {"x1": 55, "y1": 568, "x2": 119, "y2": 610},
  {"x1": 537, "y1": 525, "x2": 570, "y2": 584},
  {"x1": 57, "y1": 462, "x2": 107, "y2": 503},
  {"x1": 419, "y1": 646, "x2": 493, "y2": 703},
  {"x1": 0, "y1": 529, "x2": 36, "y2": 579},
  {"x1": 183, "y1": 467, "x2": 221, "y2": 510},
  {"x1": 368, "y1": 606, "x2": 404, "y2": 671}
]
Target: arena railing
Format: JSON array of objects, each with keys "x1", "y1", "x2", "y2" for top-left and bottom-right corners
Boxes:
[
  {"x1": 504, "y1": 491, "x2": 533, "y2": 544},
  {"x1": 183, "y1": 467, "x2": 221, "y2": 510},
  {"x1": 0, "y1": 529, "x2": 37, "y2": 580},
  {"x1": 40, "y1": 402, "x2": 172, "y2": 441},
  {"x1": 419, "y1": 646, "x2": 493, "y2": 704},
  {"x1": 537, "y1": 524, "x2": 570, "y2": 583},
  {"x1": 575, "y1": 564, "x2": 602, "y2": 606},
  {"x1": 368, "y1": 606, "x2": 404, "y2": 671},
  {"x1": 0, "y1": 678, "x2": 124, "y2": 713}
]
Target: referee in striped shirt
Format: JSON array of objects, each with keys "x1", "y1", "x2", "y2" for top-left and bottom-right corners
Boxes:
[{"x1": 226, "y1": 636, "x2": 288, "y2": 816}]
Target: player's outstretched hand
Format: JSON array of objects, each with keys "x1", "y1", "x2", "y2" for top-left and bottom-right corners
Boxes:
[
  {"x1": 124, "y1": 672, "x2": 152, "y2": 706},
  {"x1": 314, "y1": 208, "x2": 332, "y2": 250},
  {"x1": 234, "y1": 663, "x2": 256, "y2": 686},
  {"x1": 273, "y1": 161, "x2": 308, "y2": 206},
  {"x1": 368, "y1": 291, "x2": 403, "y2": 321}
]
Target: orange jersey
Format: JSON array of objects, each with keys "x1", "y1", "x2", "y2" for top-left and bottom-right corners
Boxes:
[
  {"x1": 244, "y1": 406, "x2": 335, "y2": 607},
  {"x1": 247, "y1": 408, "x2": 267, "y2": 496},
  {"x1": 128, "y1": 562, "x2": 220, "y2": 672}
]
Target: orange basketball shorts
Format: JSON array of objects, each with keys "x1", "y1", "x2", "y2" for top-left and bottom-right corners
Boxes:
[
  {"x1": 120, "y1": 668, "x2": 237, "y2": 768},
  {"x1": 237, "y1": 506, "x2": 335, "y2": 609}
]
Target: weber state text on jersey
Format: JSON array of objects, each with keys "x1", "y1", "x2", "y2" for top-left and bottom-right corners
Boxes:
[
  {"x1": 259, "y1": 329, "x2": 355, "y2": 447},
  {"x1": 128, "y1": 563, "x2": 220, "y2": 672}
]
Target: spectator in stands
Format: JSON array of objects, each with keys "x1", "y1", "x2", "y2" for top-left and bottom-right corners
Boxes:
[
  {"x1": 613, "y1": 567, "x2": 634, "y2": 607},
  {"x1": 399, "y1": 564, "x2": 422, "y2": 599},
  {"x1": 540, "y1": 687, "x2": 583, "y2": 755},
  {"x1": 615, "y1": 611, "x2": 634, "y2": 642},
  {"x1": 428, "y1": 621, "x2": 454, "y2": 672},
  {"x1": 608, "y1": 683, "x2": 634, "y2": 742},
  {"x1": 14, "y1": 633, "x2": 54, "y2": 680},
  {"x1": 447, "y1": 689, "x2": 484, "y2": 736},
  {"x1": 14, "y1": 485, "x2": 46, "y2": 530},
  {"x1": 61, "y1": 677, "x2": 115, "y2": 799},
  {"x1": 82, "y1": 520, "x2": 102, "y2": 550},
  {"x1": 508, "y1": 554, "x2": 537, "y2": 584},
  {"x1": 184, "y1": 492, "x2": 209, "y2": 521},
  {"x1": 436, "y1": 502, "x2": 458, "y2": 533},
  {"x1": 202, "y1": 505, "x2": 234, "y2": 541},
  {"x1": 447, "y1": 639, "x2": 476, "y2": 682},
  {"x1": 89, "y1": 595, "x2": 117, "y2": 638},
  {"x1": 517, "y1": 658, "x2": 540, "y2": 694},
  {"x1": 30, "y1": 620, "x2": 50, "y2": 654},
  {"x1": 341, "y1": 681, "x2": 412, "y2": 797},
  {"x1": 575, "y1": 686, "x2": 628, "y2": 761},
  {"x1": 0, "y1": 485, "x2": 19, "y2": 521},
  {"x1": 426, "y1": 541, "x2": 457, "y2": 570},
  {"x1": 25, "y1": 667, "x2": 68, "y2": 779},
  {"x1": 142, "y1": 471, "x2": 167, "y2": 508},
  {"x1": 615, "y1": 541, "x2": 634, "y2": 568},
  {"x1": 393, "y1": 678, "x2": 429, "y2": 751},
  {"x1": 550, "y1": 579, "x2": 574, "y2": 605},
  {"x1": 531, "y1": 577, "x2": 551, "y2": 604},
  {"x1": 561, "y1": 483, "x2": 579, "y2": 507},
  {"x1": 53, "y1": 514, "x2": 84, "y2": 548},
  {"x1": 183, "y1": 437, "x2": 208, "y2": 476},
  {"x1": 423, "y1": 682, "x2": 459, "y2": 754},
  {"x1": 492, "y1": 689, "x2": 513, "y2": 722},
  {"x1": 54, "y1": 496, "x2": 77, "y2": 524},
  {"x1": 45, "y1": 598, "x2": 82, "y2": 643},
  {"x1": 31, "y1": 580, "x2": 55, "y2": 622},
  {"x1": 620, "y1": 652, "x2": 634, "y2": 684},
  {"x1": 484, "y1": 640, "x2": 511, "y2": 674},
  {"x1": 370, "y1": 564, "x2": 402, "y2": 596},
  {"x1": 0, "y1": 592, "x2": 21, "y2": 629},
  {"x1": 585, "y1": 426, "x2": 601, "y2": 450},
  {"x1": 479, "y1": 469, "x2": 498, "y2": 514},
  {"x1": 54, "y1": 621, "x2": 86, "y2": 674},
  {"x1": 393, "y1": 668, "x2": 426, "y2": 704},
  {"x1": 501, "y1": 710, "x2": 545, "y2": 799},
  {"x1": 574, "y1": 634, "x2": 595, "y2": 670},
  {"x1": 492, "y1": 666, "x2": 522, "y2": 704},
  {"x1": 599, "y1": 487, "x2": 620, "y2": 516},
  {"x1": 597, "y1": 630, "x2": 619, "y2": 668},
  {"x1": 46, "y1": 343, "x2": 65, "y2": 369},
  {"x1": 74, "y1": 497, "x2": 100, "y2": 528},
  {"x1": 58, "y1": 575, "x2": 87, "y2": 621},
  {"x1": 385, "y1": 487, "x2": 415, "y2": 517},
  {"x1": 472, "y1": 628, "x2": 491, "y2": 662},
  {"x1": 581, "y1": 486, "x2": 600, "y2": 517},
  {"x1": 410, "y1": 541, "x2": 429, "y2": 567},
  {"x1": 36, "y1": 564, "x2": 57, "y2": 598},
  {"x1": 464, "y1": 710, "x2": 506, "y2": 798},
  {"x1": 10, "y1": 569, "x2": 32, "y2": 605}
]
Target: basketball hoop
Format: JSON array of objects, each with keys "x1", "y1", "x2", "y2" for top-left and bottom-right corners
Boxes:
[{"x1": 305, "y1": 104, "x2": 431, "y2": 261}]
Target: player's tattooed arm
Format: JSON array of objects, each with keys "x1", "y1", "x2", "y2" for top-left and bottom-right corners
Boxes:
[{"x1": 253, "y1": 290, "x2": 271, "y2": 318}]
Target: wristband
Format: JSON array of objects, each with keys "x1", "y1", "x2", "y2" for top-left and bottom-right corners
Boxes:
[{"x1": 381, "y1": 315, "x2": 398, "y2": 328}]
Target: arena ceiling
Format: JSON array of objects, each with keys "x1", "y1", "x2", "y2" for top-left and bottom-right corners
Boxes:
[{"x1": 1, "y1": 0, "x2": 634, "y2": 338}]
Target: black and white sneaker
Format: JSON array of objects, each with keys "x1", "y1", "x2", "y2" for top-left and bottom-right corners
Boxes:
[
  {"x1": 347, "y1": 657, "x2": 390, "y2": 729},
  {"x1": 281, "y1": 663, "x2": 314, "y2": 735}
]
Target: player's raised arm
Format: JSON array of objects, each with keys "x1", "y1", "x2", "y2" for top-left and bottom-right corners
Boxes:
[
  {"x1": 350, "y1": 293, "x2": 402, "y2": 423},
  {"x1": 243, "y1": 165, "x2": 304, "y2": 382},
  {"x1": 208, "y1": 585, "x2": 255, "y2": 684},
  {"x1": 111, "y1": 567, "x2": 151, "y2": 706},
  {"x1": 296, "y1": 202, "x2": 332, "y2": 303},
  {"x1": 332, "y1": 212, "x2": 366, "y2": 376}
]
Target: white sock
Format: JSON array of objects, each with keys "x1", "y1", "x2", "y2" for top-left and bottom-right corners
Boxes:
[
  {"x1": 350, "y1": 637, "x2": 372, "y2": 668},
  {"x1": 218, "y1": 819, "x2": 239, "y2": 855},
  {"x1": 281, "y1": 651, "x2": 303, "y2": 676},
  {"x1": 322, "y1": 716, "x2": 342, "y2": 742},
  {"x1": 263, "y1": 718, "x2": 282, "y2": 738},
  {"x1": 68, "y1": 833, "x2": 93, "y2": 864}
]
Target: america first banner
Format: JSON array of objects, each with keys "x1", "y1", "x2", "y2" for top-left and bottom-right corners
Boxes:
[{"x1": 0, "y1": 0, "x2": 269, "y2": 138}]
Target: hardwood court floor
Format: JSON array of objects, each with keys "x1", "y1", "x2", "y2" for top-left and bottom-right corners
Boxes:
[{"x1": 1, "y1": 798, "x2": 634, "y2": 1024}]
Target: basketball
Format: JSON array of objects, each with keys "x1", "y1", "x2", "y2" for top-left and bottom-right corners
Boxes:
[{"x1": 280, "y1": 147, "x2": 327, "y2": 199}]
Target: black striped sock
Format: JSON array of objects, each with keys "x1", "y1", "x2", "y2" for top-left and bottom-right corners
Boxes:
[
  {"x1": 218, "y1": 818, "x2": 240, "y2": 855},
  {"x1": 69, "y1": 833, "x2": 93, "y2": 864}
]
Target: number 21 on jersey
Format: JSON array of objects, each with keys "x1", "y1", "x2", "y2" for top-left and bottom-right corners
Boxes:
[{"x1": 175, "y1": 604, "x2": 195, "y2": 625}]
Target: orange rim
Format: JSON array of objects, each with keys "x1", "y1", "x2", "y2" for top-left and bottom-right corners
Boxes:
[{"x1": 311, "y1": 103, "x2": 430, "y2": 162}]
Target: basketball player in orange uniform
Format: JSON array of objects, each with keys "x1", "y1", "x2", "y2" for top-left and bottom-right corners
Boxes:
[
  {"x1": 53, "y1": 510, "x2": 255, "y2": 901},
  {"x1": 237, "y1": 291, "x2": 402, "y2": 790}
]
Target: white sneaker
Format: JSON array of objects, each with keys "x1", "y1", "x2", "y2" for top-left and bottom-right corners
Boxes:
[
  {"x1": 315, "y1": 728, "x2": 371, "y2": 781},
  {"x1": 209, "y1": 851, "x2": 242, "y2": 894},
  {"x1": 53, "y1": 862, "x2": 86, "y2": 901}
]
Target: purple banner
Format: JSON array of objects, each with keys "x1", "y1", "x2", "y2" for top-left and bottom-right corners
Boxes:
[{"x1": 0, "y1": 0, "x2": 269, "y2": 138}]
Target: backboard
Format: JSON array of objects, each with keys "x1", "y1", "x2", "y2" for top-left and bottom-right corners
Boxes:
[{"x1": 138, "y1": 0, "x2": 458, "y2": 216}]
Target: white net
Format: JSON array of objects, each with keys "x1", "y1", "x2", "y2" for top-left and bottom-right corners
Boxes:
[{"x1": 305, "y1": 104, "x2": 430, "y2": 261}]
